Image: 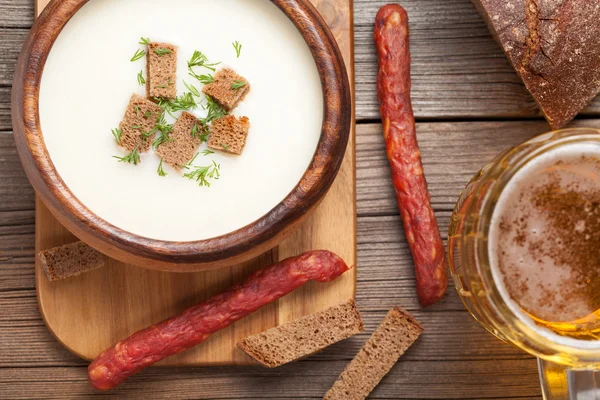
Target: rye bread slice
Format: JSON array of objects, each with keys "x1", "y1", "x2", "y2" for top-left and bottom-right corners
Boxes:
[
  {"x1": 472, "y1": 0, "x2": 600, "y2": 129},
  {"x1": 237, "y1": 299, "x2": 364, "y2": 368},
  {"x1": 119, "y1": 93, "x2": 163, "y2": 152},
  {"x1": 202, "y1": 68, "x2": 250, "y2": 111},
  {"x1": 207, "y1": 115, "x2": 250, "y2": 155},
  {"x1": 146, "y1": 42, "x2": 178, "y2": 100},
  {"x1": 156, "y1": 111, "x2": 202, "y2": 169},
  {"x1": 324, "y1": 307, "x2": 424, "y2": 400},
  {"x1": 39, "y1": 241, "x2": 105, "y2": 282}
]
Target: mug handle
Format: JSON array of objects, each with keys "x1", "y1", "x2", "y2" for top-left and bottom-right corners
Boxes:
[{"x1": 538, "y1": 358, "x2": 600, "y2": 399}]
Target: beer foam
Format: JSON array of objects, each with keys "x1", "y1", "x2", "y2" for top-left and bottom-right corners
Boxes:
[{"x1": 489, "y1": 142, "x2": 600, "y2": 348}]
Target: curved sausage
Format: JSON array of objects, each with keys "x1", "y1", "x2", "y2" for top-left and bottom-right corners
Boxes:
[
  {"x1": 88, "y1": 250, "x2": 351, "y2": 390},
  {"x1": 374, "y1": 4, "x2": 448, "y2": 306}
]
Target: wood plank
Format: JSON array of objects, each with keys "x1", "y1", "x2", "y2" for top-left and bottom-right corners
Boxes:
[
  {"x1": 0, "y1": 360, "x2": 540, "y2": 399},
  {"x1": 354, "y1": 0, "x2": 600, "y2": 120},
  {"x1": 0, "y1": 29, "x2": 27, "y2": 86},
  {"x1": 357, "y1": 118, "x2": 600, "y2": 215},
  {"x1": 0, "y1": 0, "x2": 33, "y2": 28}
]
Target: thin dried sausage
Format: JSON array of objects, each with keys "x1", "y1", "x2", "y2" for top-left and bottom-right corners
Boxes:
[
  {"x1": 88, "y1": 250, "x2": 351, "y2": 390},
  {"x1": 374, "y1": 4, "x2": 448, "y2": 306}
]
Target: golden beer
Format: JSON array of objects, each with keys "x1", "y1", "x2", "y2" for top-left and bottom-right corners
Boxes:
[{"x1": 448, "y1": 128, "x2": 600, "y2": 399}]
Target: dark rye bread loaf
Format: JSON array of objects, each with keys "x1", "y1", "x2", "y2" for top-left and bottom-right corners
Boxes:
[
  {"x1": 208, "y1": 115, "x2": 250, "y2": 155},
  {"x1": 39, "y1": 241, "x2": 105, "y2": 281},
  {"x1": 237, "y1": 299, "x2": 364, "y2": 368},
  {"x1": 324, "y1": 307, "x2": 423, "y2": 400},
  {"x1": 147, "y1": 42, "x2": 178, "y2": 100},
  {"x1": 119, "y1": 94, "x2": 163, "y2": 152},
  {"x1": 156, "y1": 111, "x2": 202, "y2": 169},
  {"x1": 472, "y1": 0, "x2": 600, "y2": 129},
  {"x1": 202, "y1": 68, "x2": 250, "y2": 111}
]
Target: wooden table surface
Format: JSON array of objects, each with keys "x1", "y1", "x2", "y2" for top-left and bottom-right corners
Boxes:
[{"x1": 5, "y1": 0, "x2": 598, "y2": 398}]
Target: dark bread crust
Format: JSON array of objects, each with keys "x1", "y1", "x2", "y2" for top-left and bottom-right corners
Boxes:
[
  {"x1": 39, "y1": 241, "x2": 105, "y2": 281},
  {"x1": 472, "y1": 0, "x2": 600, "y2": 129},
  {"x1": 237, "y1": 299, "x2": 364, "y2": 368},
  {"x1": 324, "y1": 307, "x2": 423, "y2": 400}
]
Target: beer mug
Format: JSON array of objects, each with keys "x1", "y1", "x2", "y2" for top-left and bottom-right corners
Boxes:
[{"x1": 447, "y1": 128, "x2": 600, "y2": 399}]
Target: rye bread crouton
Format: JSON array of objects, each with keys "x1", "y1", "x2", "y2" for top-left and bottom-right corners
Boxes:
[
  {"x1": 324, "y1": 307, "x2": 424, "y2": 400},
  {"x1": 207, "y1": 115, "x2": 250, "y2": 155},
  {"x1": 39, "y1": 241, "x2": 105, "y2": 281},
  {"x1": 202, "y1": 68, "x2": 250, "y2": 111},
  {"x1": 146, "y1": 42, "x2": 178, "y2": 100},
  {"x1": 237, "y1": 299, "x2": 364, "y2": 368},
  {"x1": 156, "y1": 111, "x2": 203, "y2": 169},
  {"x1": 119, "y1": 94, "x2": 163, "y2": 152}
]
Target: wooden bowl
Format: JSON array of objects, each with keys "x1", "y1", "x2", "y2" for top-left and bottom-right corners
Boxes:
[{"x1": 12, "y1": 0, "x2": 351, "y2": 272}]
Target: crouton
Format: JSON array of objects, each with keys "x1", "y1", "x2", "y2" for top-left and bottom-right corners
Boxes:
[
  {"x1": 146, "y1": 42, "x2": 178, "y2": 100},
  {"x1": 156, "y1": 111, "x2": 203, "y2": 169},
  {"x1": 202, "y1": 68, "x2": 250, "y2": 111},
  {"x1": 118, "y1": 93, "x2": 163, "y2": 152},
  {"x1": 207, "y1": 115, "x2": 250, "y2": 155}
]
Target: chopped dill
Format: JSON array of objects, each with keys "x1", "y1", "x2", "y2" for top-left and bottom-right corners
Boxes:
[
  {"x1": 183, "y1": 161, "x2": 221, "y2": 187},
  {"x1": 113, "y1": 147, "x2": 141, "y2": 165},
  {"x1": 111, "y1": 128, "x2": 122, "y2": 145},
  {"x1": 131, "y1": 124, "x2": 142, "y2": 129},
  {"x1": 157, "y1": 159, "x2": 167, "y2": 177},
  {"x1": 232, "y1": 41, "x2": 242, "y2": 58},
  {"x1": 188, "y1": 51, "x2": 220, "y2": 84},
  {"x1": 200, "y1": 96, "x2": 228, "y2": 125},
  {"x1": 137, "y1": 70, "x2": 146, "y2": 86},
  {"x1": 139, "y1": 37, "x2": 151, "y2": 45},
  {"x1": 134, "y1": 105, "x2": 141, "y2": 115},
  {"x1": 183, "y1": 81, "x2": 201, "y2": 97},
  {"x1": 154, "y1": 48, "x2": 172, "y2": 56},
  {"x1": 221, "y1": 144, "x2": 230, "y2": 151},
  {"x1": 231, "y1": 80, "x2": 247, "y2": 90},
  {"x1": 130, "y1": 49, "x2": 146, "y2": 62},
  {"x1": 201, "y1": 149, "x2": 214, "y2": 156},
  {"x1": 141, "y1": 130, "x2": 154, "y2": 140}
]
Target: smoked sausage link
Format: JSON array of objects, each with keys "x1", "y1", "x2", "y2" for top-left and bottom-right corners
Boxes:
[
  {"x1": 88, "y1": 251, "x2": 350, "y2": 390},
  {"x1": 374, "y1": 4, "x2": 448, "y2": 306}
]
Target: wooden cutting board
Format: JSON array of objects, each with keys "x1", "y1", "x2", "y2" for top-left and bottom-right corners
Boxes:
[{"x1": 34, "y1": 0, "x2": 356, "y2": 365}]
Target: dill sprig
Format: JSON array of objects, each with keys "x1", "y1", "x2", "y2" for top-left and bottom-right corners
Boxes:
[
  {"x1": 201, "y1": 149, "x2": 214, "y2": 156},
  {"x1": 157, "y1": 159, "x2": 167, "y2": 177},
  {"x1": 131, "y1": 124, "x2": 142, "y2": 129},
  {"x1": 188, "y1": 50, "x2": 220, "y2": 71},
  {"x1": 152, "y1": 113, "x2": 174, "y2": 149},
  {"x1": 137, "y1": 70, "x2": 146, "y2": 86},
  {"x1": 154, "y1": 48, "x2": 172, "y2": 56},
  {"x1": 200, "y1": 96, "x2": 228, "y2": 125},
  {"x1": 183, "y1": 161, "x2": 221, "y2": 187},
  {"x1": 141, "y1": 130, "x2": 154, "y2": 140},
  {"x1": 131, "y1": 49, "x2": 145, "y2": 62},
  {"x1": 188, "y1": 51, "x2": 220, "y2": 84},
  {"x1": 134, "y1": 105, "x2": 141, "y2": 115},
  {"x1": 113, "y1": 147, "x2": 141, "y2": 165},
  {"x1": 191, "y1": 122, "x2": 206, "y2": 139},
  {"x1": 170, "y1": 92, "x2": 197, "y2": 112},
  {"x1": 232, "y1": 41, "x2": 242, "y2": 58},
  {"x1": 183, "y1": 81, "x2": 201, "y2": 97},
  {"x1": 139, "y1": 37, "x2": 151, "y2": 45},
  {"x1": 111, "y1": 128, "x2": 122, "y2": 145},
  {"x1": 231, "y1": 80, "x2": 247, "y2": 90}
]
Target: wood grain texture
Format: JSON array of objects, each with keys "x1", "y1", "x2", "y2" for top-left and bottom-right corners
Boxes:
[
  {"x1": 0, "y1": 119, "x2": 550, "y2": 397},
  {"x1": 25, "y1": 0, "x2": 356, "y2": 366},
  {"x1": 354, "y1": 0, "x2": 600, "y2": 121},
  {"x1": 15, "y1": 0, "x2": 351, "y2": 271}
]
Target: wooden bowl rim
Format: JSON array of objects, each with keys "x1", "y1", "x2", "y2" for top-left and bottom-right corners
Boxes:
[{"x1": 12, "y1": 0, "x2": 351, "y2": 266}]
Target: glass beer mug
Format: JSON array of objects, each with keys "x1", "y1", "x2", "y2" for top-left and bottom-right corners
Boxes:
[{"x1": 448, "y1": 128, "x2": 600, "y2": 399}]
